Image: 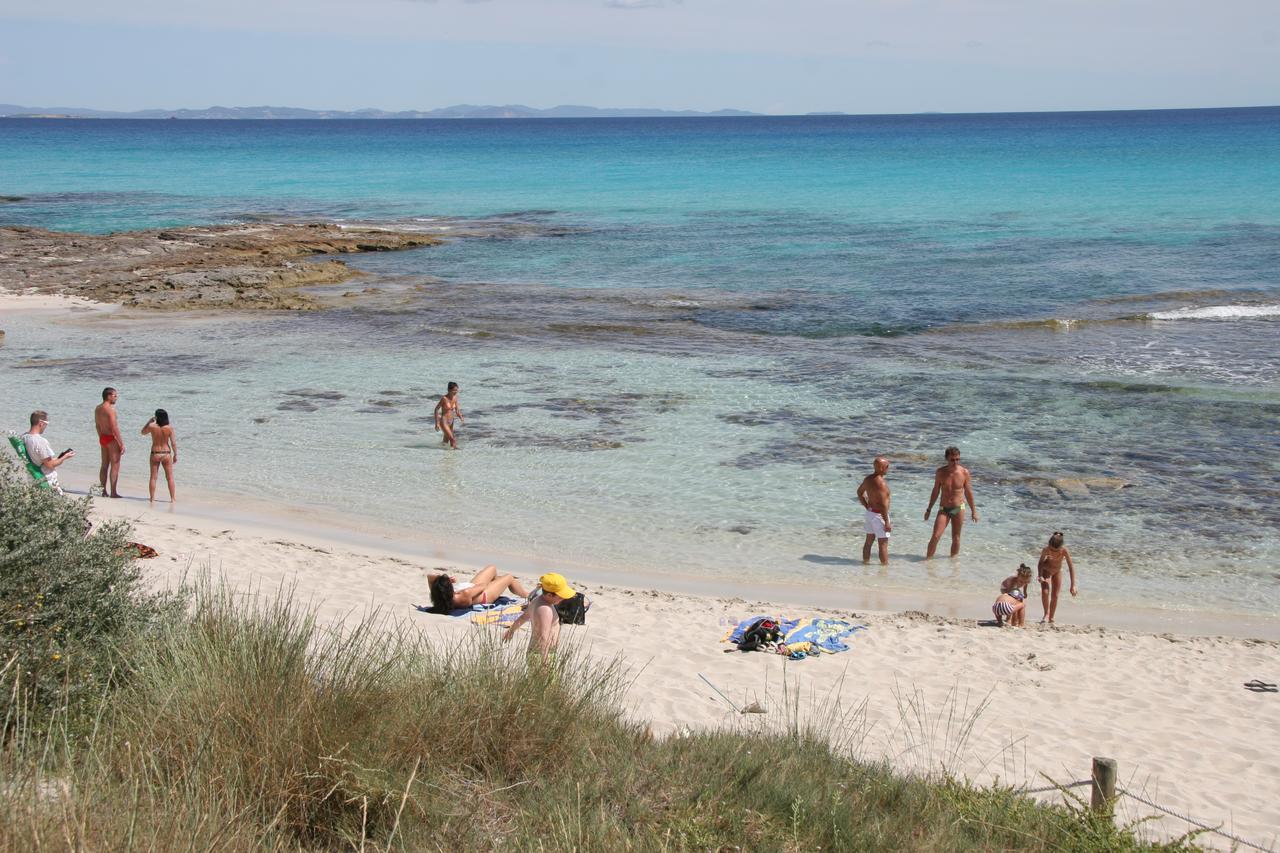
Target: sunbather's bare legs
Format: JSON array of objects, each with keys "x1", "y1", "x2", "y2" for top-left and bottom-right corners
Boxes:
[
  {"x1": 482, "y1": 574, "x2": 529, "y2": 602},
  {"x1": 471, "y1": 565, "x2": 498, "y2": 586}
]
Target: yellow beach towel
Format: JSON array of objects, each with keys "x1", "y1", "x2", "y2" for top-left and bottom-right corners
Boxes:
[{"x1": 470, "y1": 602, "x2": 525, "y2": 626}]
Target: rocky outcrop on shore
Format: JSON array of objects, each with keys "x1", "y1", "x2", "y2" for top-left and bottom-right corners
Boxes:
[{"x1": 0, "y1": 223, "x2": 443, "y2": 310}]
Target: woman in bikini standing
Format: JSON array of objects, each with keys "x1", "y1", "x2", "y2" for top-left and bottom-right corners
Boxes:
[
  {"x1": 140, "y1": 409, "x2": 178, "y2": 503},
  {"x1": 433, "y1": 381, "x2": 464, "y2": 450}
]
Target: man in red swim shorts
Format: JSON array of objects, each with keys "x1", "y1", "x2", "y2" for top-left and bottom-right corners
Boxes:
[{"x1": 93, "y1": 386, "x2": 125, "y2": 497}]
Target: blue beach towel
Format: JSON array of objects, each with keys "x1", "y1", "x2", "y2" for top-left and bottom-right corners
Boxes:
[
  {"x1": 414, "y1": 595, "x2": 519, "y2": 619},
  {"x1": 724, "y1": 614, "x2": 867, "y2": 658},
  {"x1": 781, "y1": 618, "x2": 867, "y2": 654}
]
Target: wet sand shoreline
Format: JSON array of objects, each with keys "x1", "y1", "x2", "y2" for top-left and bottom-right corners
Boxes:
[{"x1": 66, "y1": 467, "x2": 1280, "y2": 643}]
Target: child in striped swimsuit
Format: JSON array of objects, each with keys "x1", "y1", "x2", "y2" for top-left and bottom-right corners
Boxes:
[{"x1": 992, "y1": 564, "x2": 1033, "y2": 628}]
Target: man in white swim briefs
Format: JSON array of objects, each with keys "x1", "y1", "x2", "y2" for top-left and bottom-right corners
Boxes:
[{"x1": 857, "y1": 456, "x2": 892, "y2": 565}]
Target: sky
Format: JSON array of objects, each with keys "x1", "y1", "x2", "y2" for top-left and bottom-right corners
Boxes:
[{"x1": 0, "y1": 0, "x2": 1276, "y2": 115}]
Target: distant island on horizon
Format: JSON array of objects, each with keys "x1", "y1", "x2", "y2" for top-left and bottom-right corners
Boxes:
[
  {"x1": 0, "y1": 103, "x2": 778, "y2": 120},
  {"x1": 1, "y1": 102, "x2": 1273, "y2": 121}
]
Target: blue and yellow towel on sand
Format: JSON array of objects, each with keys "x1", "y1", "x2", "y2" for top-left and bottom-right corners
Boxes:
[
  {"x1": 468, "y1": 601, "x2": 525, "y2": 626},
  {"x1": 415, "y1": 596, "x2": 526, "y2": 626},
  {"x1": 724, "y1": 615, "x2": 867, "y2": 659}
]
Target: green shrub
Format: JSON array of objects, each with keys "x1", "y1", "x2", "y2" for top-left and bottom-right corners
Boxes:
[{"x1": 0, "y1": 456, "x2": 181, "y2": 733}]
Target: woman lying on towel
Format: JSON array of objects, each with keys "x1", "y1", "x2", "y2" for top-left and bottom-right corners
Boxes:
[{"x1": 427, "y1": 565, "x2": 531, "y2": 613}]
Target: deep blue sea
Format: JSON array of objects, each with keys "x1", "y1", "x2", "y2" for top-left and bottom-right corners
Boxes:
[{"x1": 2, "y1": 109, "x2": 1279, "y2": 618}]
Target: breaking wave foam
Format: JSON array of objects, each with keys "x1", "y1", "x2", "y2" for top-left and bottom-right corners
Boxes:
[{"x1": 1147, "y1": 304, "x2": 1280, "y2": 321}]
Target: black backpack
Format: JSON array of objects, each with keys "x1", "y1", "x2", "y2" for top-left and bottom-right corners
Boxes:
[
  {"x1": 736, "y1": 618, "x2": 781, "y2": 652},
  {"x1": 555, "y1": 593, "x2": 590, "y2": 625}
]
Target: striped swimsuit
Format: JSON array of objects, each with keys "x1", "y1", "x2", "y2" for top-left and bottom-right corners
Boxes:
[{"x1": 993, "y1": 588, "x2": 1025, "y2": 619}]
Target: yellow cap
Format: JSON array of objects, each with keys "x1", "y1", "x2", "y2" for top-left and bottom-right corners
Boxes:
[{"x1": 539, "y1": 572, "x2": 576, "y2": 600}]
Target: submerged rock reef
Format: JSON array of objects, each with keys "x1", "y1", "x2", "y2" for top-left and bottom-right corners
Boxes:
[{"x1": 0, "y1": 223, "x2": 442, "y2": 310}]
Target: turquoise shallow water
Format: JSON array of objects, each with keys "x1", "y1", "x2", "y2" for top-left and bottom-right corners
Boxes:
[{"x1": 1, "y1": 110, "x2": 1279, "y2": 617}]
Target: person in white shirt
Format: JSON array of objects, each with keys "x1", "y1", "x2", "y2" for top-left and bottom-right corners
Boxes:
[{"x1": 22, "y1": 410, "x2": 75, "y2": 490}]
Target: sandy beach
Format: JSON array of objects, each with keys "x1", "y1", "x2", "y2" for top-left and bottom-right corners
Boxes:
[
  {"x1": 0, "y1": 290, "x2": 110, "y2": 315},
  {"x1": 67, "y1": 483, "x2": 1278, "y2": 851}
]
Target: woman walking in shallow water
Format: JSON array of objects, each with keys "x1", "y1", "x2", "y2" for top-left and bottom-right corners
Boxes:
[
  {"x1": 140, "y1": 408, "x2": 177, "y2": 503},
  {"x1": 434, "y1": 381, "x2": 464, "y2": 449}
]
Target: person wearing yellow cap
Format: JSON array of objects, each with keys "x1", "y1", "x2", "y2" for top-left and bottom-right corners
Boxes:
[{"x1": 502, "y1": 572, "x2": 576, "y2": 662}]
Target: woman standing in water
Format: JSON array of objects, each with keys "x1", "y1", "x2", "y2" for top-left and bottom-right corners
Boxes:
[
  {"x1": 434, "y1": 381, "x2": 464, "y2": 449},
  {"x1": 141, "y1": 409, "x2": 178, "y2": 503}
]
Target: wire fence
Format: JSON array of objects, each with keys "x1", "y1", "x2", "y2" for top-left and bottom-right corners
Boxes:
[
  {"x1": 1115, "y1": 785, "x2": 1275, "y2": 853},
  {"x1": 1013, "y1": 775, "x2": 1276, "y2": 852},
  {"x1": 1015, "y1": 779, "x2": 1092, "y2": 796},
  {"x1": 693, "y1": 676, "x2": 1274, "y2": 852}
]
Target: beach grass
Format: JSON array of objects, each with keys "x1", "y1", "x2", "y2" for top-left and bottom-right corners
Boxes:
[
  {"x1": 0, "y1": 600, "x2": 1197, "y2": 852},
  {"x1": 0, "y1": 460, "x2": 1196, "y2": 851}
]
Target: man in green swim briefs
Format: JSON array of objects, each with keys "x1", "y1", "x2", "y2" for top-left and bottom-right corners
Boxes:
[{"x1": 925, "y1": 446, "x2": 979, "y2": 558}]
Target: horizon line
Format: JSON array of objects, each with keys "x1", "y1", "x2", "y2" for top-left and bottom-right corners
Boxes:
[{"x1": 2, "y1": 102, "x2": 1278, "y2": 120}]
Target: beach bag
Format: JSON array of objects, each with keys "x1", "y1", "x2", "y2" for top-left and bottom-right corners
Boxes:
[
  {"x1": 555, "y1": 593, "x2": 590, "y2": 625},
  {"x1": 736, "y1": 618, "x2": 781, "y2": 652}
]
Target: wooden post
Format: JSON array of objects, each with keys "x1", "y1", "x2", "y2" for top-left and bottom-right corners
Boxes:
[{"x1": 1091, "y1": 756, "x2": 1117, "y2": 817}]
